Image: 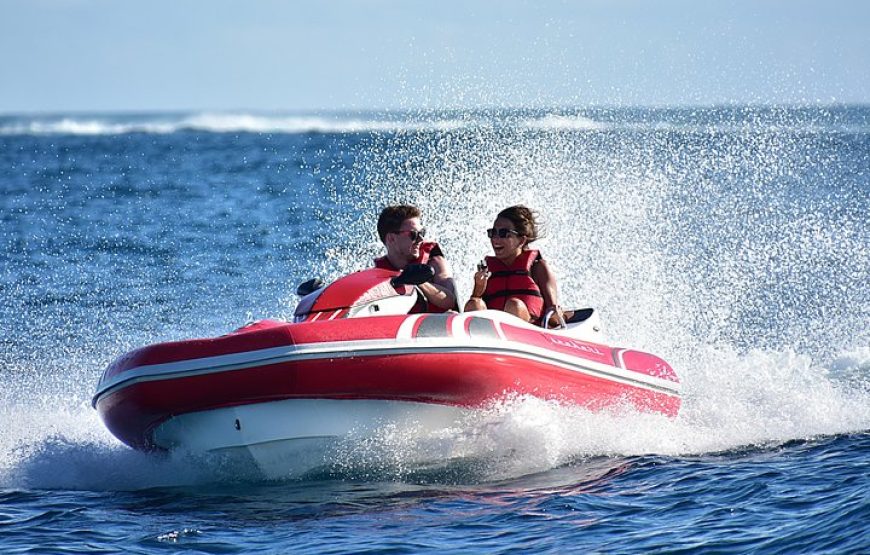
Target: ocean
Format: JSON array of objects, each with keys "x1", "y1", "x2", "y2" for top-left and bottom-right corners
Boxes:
[{"x1": 1, "y1": 107, "x2": 868, "y2": 553}]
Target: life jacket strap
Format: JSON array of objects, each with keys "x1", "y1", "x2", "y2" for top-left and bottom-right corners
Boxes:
[
  {"x1": 483, "y1": 289, "x2": 543, "y2": 301},
  {"x1": 490, "y1": 269, "x2": 531, "y2": 278}
]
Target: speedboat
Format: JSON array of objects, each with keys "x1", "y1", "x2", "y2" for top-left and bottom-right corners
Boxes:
[{"x1": 93, "y1": 265, "x2": 681, "y2": 478}]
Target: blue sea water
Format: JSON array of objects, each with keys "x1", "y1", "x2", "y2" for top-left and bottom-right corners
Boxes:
[{"x1": 1, "y1": 107, "x2": 868, "y2": 553}]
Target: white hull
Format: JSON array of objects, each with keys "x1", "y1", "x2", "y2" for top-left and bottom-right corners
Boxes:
[{"x1": 152, "y1": 398, "x2": 470, "y2": 479}]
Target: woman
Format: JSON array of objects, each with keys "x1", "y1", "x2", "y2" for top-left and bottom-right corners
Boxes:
[{"x1": 464, "y1": 205, "x2": 565, "y2": 326}]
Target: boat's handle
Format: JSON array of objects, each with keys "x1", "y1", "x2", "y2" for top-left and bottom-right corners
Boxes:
[{"x1": 541, "y1": 307, "x2": 567, "y2": 330}]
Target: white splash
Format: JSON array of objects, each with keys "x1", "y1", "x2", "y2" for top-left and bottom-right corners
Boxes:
[
  {"x1": 522, "y1": 114, "x2": 605, "y2": 131},
  {"x1": 1, "y1": 106, "x2": 867, "y2": 489},
  {"x1": 325, "y1": 345, "x2": 869, "y2": 482}
]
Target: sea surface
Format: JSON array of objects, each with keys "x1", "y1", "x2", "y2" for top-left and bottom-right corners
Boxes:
[{"x1": 1, "y1": 107, "x2": 868, "y2": 553}]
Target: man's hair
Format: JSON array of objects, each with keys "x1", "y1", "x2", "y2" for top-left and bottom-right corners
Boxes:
[{"x1": 377, "y1": 204, "x2": 421, "y2": 243}]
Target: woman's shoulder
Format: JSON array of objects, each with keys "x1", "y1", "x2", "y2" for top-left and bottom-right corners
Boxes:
[{"x1": 524, "y1": 248, "x2": 543, "y2": 263}]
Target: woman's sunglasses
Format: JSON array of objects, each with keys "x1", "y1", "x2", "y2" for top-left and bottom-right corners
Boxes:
[
  {"x1": 487, "y1": 227, "x2": 521, "y2": 239},
  {"x1": 395, "y1": 228, "x2": 426, "y2": 242}
]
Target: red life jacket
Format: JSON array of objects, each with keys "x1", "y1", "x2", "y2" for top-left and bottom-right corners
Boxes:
[
  {"x1": 483, "y1": 249, "x2": 544, "y2": 319},
  {"x1": 373, "y1": 241, "x2": 451, "y2": 313},
  {"x1": 373, "y1": 241, "x2": 440, "y2": 270}
]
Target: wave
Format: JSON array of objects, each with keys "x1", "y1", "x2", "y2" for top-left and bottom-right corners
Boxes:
[
  {"x1": 0, "y1": 112, "x2": 609, "y2": 136},
  {"x1": 2, "y1": 110, "x2": 867, "y2": 137},
  {"x1": 2, "y1": 345, "x2": 866, "y2": 490},
  {"x1": 0, "y1": 113, "x2": 471, "y2": 137}
]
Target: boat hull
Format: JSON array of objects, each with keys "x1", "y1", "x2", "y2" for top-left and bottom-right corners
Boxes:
[
  {"x1": 93, "y1": 312, "x2": 681, "y2": 463},
  {"x1": 153, "y1": 398, "x2": 468, "y2": 479}
]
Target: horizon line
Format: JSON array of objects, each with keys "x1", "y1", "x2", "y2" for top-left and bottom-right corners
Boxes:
[{"x1": 2, "y1": 101, "x2": 869, "y2": 118}]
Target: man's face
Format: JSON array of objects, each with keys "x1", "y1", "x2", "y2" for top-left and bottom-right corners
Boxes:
[{"x1": 387, "y1": 217, "x2": 425, "y2": 262}]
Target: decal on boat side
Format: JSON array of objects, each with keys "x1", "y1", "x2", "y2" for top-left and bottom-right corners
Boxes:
[{"x1": 547, "y1": 336, "x2": 606, "y2": 357}]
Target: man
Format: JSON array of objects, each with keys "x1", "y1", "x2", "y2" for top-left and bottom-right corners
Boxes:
[{"x1": 374, "y1": 204, "x2": 458, "y2": 312}]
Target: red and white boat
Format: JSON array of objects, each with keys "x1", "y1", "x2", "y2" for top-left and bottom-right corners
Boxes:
[{"x1": 93, "y1": 266, "x2": 681, "y2": 478}]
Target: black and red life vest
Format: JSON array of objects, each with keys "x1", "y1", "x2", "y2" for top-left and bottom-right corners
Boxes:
[
  {"x1": 373, "y1": 241, "x2": 441, "y2": 271},
  {"x1": 482, "y1": 249, "x2": 544, "y2": 319},
  {"x1": 373, "y1": 241, "x2": 451, "y2": 313}
]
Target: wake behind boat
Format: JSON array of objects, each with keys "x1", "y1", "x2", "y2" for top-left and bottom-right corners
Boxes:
[{"x1": 93, "y1": 266, "x2": 681, "y2": 478}]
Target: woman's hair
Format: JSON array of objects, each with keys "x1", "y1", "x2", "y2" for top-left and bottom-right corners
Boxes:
[
  {"x1": 497, "y1": 205, "x2": 540, "y2": 243},
  {"x1": 377, "y1": 204, "x2": 421, "y2": 243}
]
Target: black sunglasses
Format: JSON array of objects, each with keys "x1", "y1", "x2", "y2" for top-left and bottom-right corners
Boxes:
[
  {"x1": 395, "y1": 228, "x2": 426, "y2": 242},
  {"x1": 487, "y1": 227, "x2": 521, "y2": 239}
]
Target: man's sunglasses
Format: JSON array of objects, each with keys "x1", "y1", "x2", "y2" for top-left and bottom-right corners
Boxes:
[
  {"x1": 487, "y1": 227, "x2": 521, "y2": 239},
  {"x1": 394, "y1": 228, "x2": 426, "y2": 242}
]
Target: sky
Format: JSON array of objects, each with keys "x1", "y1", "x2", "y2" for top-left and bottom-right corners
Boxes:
[{"x1": 1, "y1": 0, "x2": 868, "y2": 113}]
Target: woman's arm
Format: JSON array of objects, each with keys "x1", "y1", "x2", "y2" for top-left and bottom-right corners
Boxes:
[
  {"x1": 531, "y1": 258, "x2": 563, "y2": 324},
  {"x1": 463, "y1": 266, "x2": 489, "y2": 312}
]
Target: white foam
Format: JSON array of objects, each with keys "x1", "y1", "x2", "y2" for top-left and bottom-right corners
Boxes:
[
  {"x1": 0, "y1": 399, "x2": 236, "y2": 490},
  {"x1": 326, "y1": 345, "x2": 870, "y2": 482},
  {"x1": 2, "y1": 345, "x2": 864, "y2": 489},
  {"x1": 0, "y1": 113, "x2": 471, "y2": 136},
  {"x1": 0, "y1": 118, "x2": 177, "y2": 136}
]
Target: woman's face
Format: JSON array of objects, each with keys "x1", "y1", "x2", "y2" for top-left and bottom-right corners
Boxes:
[{"x1": 489, "y1": 216, "x2": 525, "y2": 262}]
